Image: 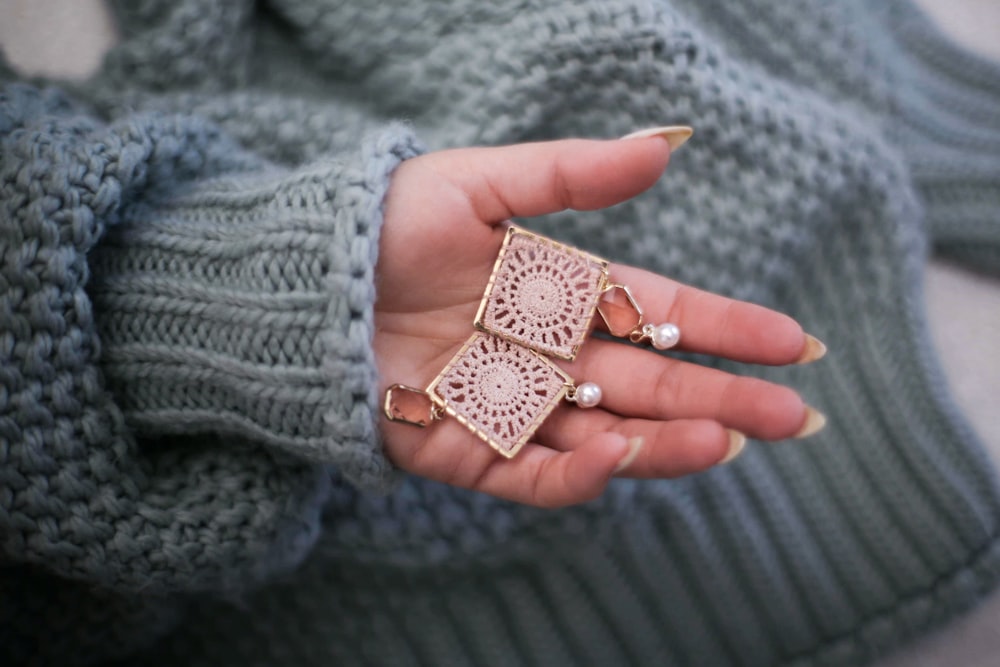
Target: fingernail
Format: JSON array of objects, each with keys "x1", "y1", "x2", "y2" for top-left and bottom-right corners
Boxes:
[
  {"x1": 720, "y1": 430, "x2": 747, "y2": 464},
  {"x1": 795, "y1": 406, "x2": 827, "y2": 438},
  {"x1": 613, "y1": 436, "x2": 645, "y2": 473},
  {"x1": 796, "y1": 334, "x2": 827, "y2": 364},
  {"x1": 620, "y1": 125, "x2": 694, "y2": 152}
]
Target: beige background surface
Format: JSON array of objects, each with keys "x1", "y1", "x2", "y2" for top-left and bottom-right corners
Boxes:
[{"x1": 1, "y1": 1, "x2": 999, "y2": 665}]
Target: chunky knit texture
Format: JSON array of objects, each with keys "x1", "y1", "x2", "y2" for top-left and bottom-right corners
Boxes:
[{"x1": 3, "y1": 0, "x2": 1000, "y2": 665}]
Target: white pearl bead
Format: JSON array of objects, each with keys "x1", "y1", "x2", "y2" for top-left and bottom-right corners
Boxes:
[
  {"x1": 575, "y1": 382, "x2": 602, "y2": 408},
  {"x1": 651, "y1": 323, "x2": 681, "y2": 350}
]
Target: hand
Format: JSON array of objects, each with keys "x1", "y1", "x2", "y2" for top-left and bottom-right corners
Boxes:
[{"x1": 374, "y1": 136, "x2": 821, "y2": 507}]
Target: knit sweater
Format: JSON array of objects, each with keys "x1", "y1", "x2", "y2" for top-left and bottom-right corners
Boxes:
[{"x1": 2, "y1": 1, "x2": 1000, "y2": 666}]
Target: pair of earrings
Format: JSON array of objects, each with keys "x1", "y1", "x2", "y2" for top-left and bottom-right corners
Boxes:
[{"x1": 383, "y1": 226, "x2": 680, "y2": 458}]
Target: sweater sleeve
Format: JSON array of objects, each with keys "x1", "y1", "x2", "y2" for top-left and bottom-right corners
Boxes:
[{"x1": 0, "y1": 83, "x2": 420, "y2": 593}]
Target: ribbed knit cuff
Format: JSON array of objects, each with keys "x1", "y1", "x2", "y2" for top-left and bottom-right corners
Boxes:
[
  {"x1": 889, "y1": 0, "x2": 1000, "y2": 271},
  {"x1": 89, "y1": 125, "x2": 421, "y2": 491}
]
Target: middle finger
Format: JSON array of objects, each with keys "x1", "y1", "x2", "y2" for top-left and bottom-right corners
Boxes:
[{"x1": 563, "y1": 338, "x2": 808, "y2": 441}]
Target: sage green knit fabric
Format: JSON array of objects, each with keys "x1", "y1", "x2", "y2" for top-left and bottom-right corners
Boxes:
[{"x1": 2, "y1": 0, "x2": 1000, "y2": 665}]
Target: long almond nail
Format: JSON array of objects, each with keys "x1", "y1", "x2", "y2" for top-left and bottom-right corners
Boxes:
[
  {"x1": 720, "y1": 430, "x2": 747, "y2": 464},
  {"x1": 795, "y1": 406, "x2": 827, "y2": 438},
  {"x1": 796, "y1": 334, "x2": 827, "y2": 364},
  {"x1": 620, "y1": 125, "x2": 694, "y2": 152},
  {"x1": 613, "y1": 436, "x2": 645, "y2": 473}
]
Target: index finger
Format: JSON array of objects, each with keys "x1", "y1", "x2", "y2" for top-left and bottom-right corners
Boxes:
[
  {"x1": 421, "y1": 137, "x2": 674, "y2": 223},
  {"x1": 603, "y1": 263, "x2": 824, "y2": 365}
]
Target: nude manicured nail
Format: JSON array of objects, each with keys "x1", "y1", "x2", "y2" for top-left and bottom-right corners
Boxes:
[
  {"x1": 795, "y1": 406, "x2": 827, "y2": 439},
  {"x1": 620, "y1": 125, "x2": 694, "y2": 152},
  {"x1": 720, "y1": 430, "x2": 747, "y2": 464},
  {"x1": 796, "y1": 334, "x2": 828, "y2": 364},
  {"x1": 613, "y1": 436, "x2": 645, "y2": 473}
]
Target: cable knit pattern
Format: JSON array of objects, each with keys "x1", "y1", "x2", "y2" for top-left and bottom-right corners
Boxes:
[{"x1": 2, "y1": 0, "x2": 1000, "y2": 666}]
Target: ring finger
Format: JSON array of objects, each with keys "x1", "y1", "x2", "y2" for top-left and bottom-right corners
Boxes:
[{"x1": 536, "y1": 407, "x2": 735, "y2": 477}]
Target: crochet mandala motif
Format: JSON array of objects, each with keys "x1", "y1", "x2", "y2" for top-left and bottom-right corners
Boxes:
[
  {"x1": 477, "y1": 228, "x2": 608, "y2": 360},
  {"x1": 429, "y1": 332, "x2": 570, "y2": 456}
]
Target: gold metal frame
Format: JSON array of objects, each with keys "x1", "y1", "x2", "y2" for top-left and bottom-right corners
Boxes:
[
  {"x1": 425, "y1": 331, "x2": 574, "y2": 458},
  {"x1": 474, "y1": 225, "x2": 610, "y2": 361}
]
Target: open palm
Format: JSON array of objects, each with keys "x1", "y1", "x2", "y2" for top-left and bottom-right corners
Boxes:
[{"x1": 374, "y1": 136, "x2": 821, "y2": 507}]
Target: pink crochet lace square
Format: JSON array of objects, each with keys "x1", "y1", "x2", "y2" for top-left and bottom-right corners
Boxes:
[
  {"x1": 429, "y1": 332, "x2": 571, "y2": 457},
  {"x1": 476, "y1": 227, "x2": 608, "y2": 360}
]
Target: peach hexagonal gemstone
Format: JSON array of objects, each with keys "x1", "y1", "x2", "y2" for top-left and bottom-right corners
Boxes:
[{"x1": 597, "y1": 285, "x2": 643, "y2": 338}]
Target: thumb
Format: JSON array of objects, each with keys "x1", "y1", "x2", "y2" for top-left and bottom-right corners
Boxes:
[{"x1": 419, "y1": 132, "x2": 683, "y2": 223}]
